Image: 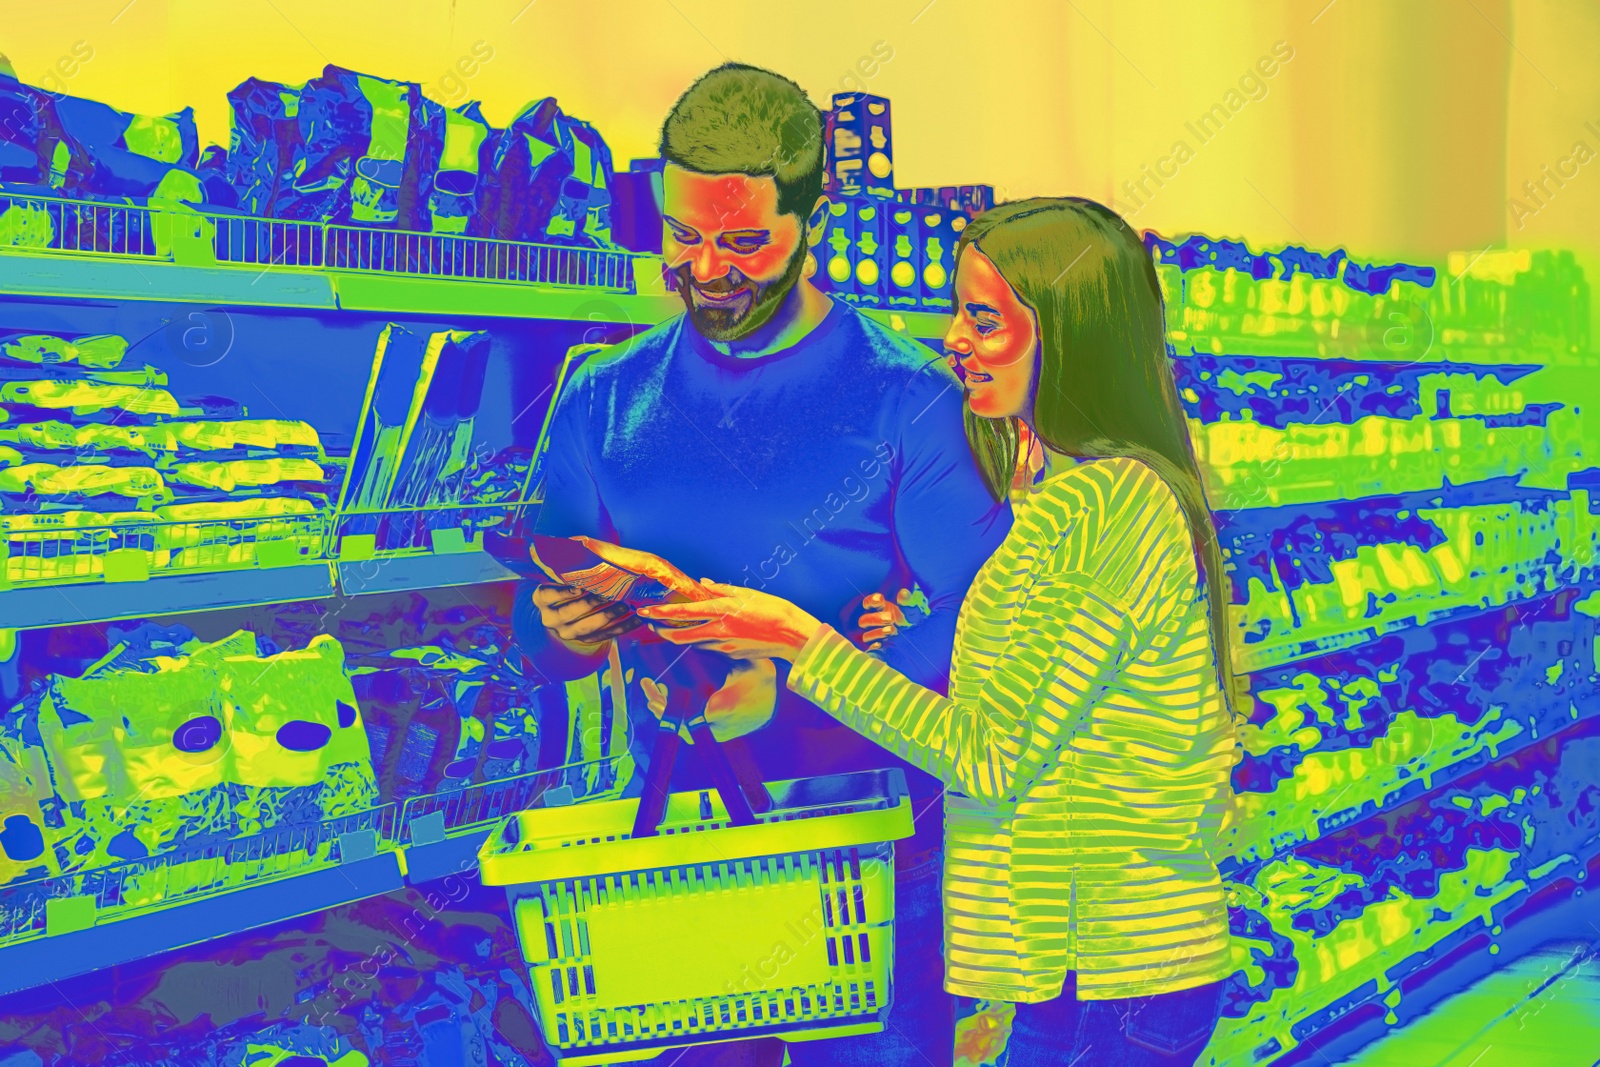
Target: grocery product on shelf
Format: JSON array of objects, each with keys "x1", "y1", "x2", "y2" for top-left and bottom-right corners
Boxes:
[
  {"x1": 887, "y1": 204, "x2": 921, "y2": 308},
  {"x1": 919, "y1": 206, "x2": 964, "y2": 310},
  {"x1": 298, "y1": 590, "x2": 550, "y2": 798},
  {"x1": 223, "y1": 76, "x2": 303, "y2": 218},
  {"x1": 430, "y1": 102, "x2": 493, "y2": 234},
  {"x1": 848, "y1": 197, "x2": 886, "y2": 305},
  {"x1": 355, "y1": 657, "x2": 471, "y2": 801},
  {"x1": 0, "y1": 330, "x2": 341, "y2": 586},
  {"x1": 305, "y1": 67, "x2": 417, "y2": 227},
  {"x1": 610, "y1": 158, "x2": 664, "y2": 254},
  {"x1": 1, "y1": 331, "x2": 128, "y2": 367},
  {"x1": 473, "y1": 96, "x2": 616, "y2": 246},
  {"x1": 1146, "y1": 232, "x2": 1591, "y2": 365},
  {"x1": 1, "y1": 377, "x2": 189, "y2": 416},
  {"x1": 811, "y1": 93, "x2": 983, "y2": 314},
  {"x1": 0, "y1": 68, "x2": 206, "y2": 204},
  {"x1": 809, "y1": 198, "x2": 853, "y2": 296},
  {"x1": 383, "y1": 328, "x2": 492, "y2": 538},
  {"x1": 338, "y1": 324, "x2": 531, "y2": 554},
  {"x1": 0, "y1": 417, "x2": 326, "y2": 459},
  {"x1": 226, "y1": 67, "x2": 423, "y2": 227},
  {"x1": 895, "y1": 183, "x2": 995, "y2": 217},
  {"x1": 824, "y1": 91, "x2": 894, "y2": 198},
  {"x1": 0, "y1": 624, "x2": 378, "y2": 888},
  {"x1": 4, "y1": 60, "x2": 622, "y2": 258},
  {"x1": 167, "y1": 456, "x2": 327, "y2": 492},
  {"x1": 0, "y1": 461, "x2": 169, "y2": 505},
  {"x1": 809, "y1": 195, "x2": 966, "y2": 312},
  {"x1": 217, "y1": 65, "x2": 618, "y2": 247}
]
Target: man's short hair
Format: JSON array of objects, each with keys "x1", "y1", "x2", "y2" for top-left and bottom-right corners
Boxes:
[{"x1": 660, "y1": 63, "x2": 824, "y2": 220}]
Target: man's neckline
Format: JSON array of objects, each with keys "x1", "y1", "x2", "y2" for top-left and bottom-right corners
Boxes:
[{"x1": 683, "y1": 296, "x2": 844, "y2": 368}]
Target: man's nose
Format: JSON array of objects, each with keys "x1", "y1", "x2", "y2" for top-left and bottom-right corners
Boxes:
[{"x1": 690, "y1": 242, "x2": 730, "y2": 284}]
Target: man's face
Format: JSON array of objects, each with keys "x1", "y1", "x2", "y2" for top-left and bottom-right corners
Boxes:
[{"x1": 662, "y1": 165, "x2": 810, "y2": 342}]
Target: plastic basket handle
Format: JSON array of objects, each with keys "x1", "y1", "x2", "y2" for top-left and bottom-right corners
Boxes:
[
  {"x1": 630, "y1": 667, "x2": 769, "y2": 838},
  {"x1": 685, "y1": 716, "x2": 774, "y2": 816}
]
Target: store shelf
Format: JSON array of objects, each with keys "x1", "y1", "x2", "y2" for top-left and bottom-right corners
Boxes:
[
  {"x1": 398, "y1": 767, "x2": 570, "y2": 883},
  {"x1": 331, "y1": 269, "x2": 682, "y2": 322},
  {"x1": 0, "y1": 551, "x2": 544, "y2": 631},
  {"x1": 0, "y1": 560, "x2": 337, "y2": 631},
  {"x1": 0, "y1": 549, "x2": 535, "y2": 631},
  {"x1": 0, "y1": 247, "x2": 949, "y2": 337},
  {"x1": 337, "y1": 548, "x2": 520, "y2": 597},
  {"x1": 0, "y1": 850, "x2": 403, "y2": 998},
  {"x1": 0, "y1": 220, "x2": 949, "y2": 632},
  {"x1": 0, "y1": 804, "x2": 404, "y2": 998},
  {"x1": 0, "y1": 766, "x2": 593, "y2": 997},
  {"x1": 0, "y1": 248, "x2": 338, "y2": 309}
]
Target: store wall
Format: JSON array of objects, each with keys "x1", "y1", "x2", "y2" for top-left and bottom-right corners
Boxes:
[
  {"x1": 0, "y1": 2, "x2": 1582, "y2": 246},
  {"x1": 9, "y1": 0, "x2": 1597, "y2": 334}
]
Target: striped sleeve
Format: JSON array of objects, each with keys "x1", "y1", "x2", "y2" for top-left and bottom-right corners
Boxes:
[{"x1": 788, "y1": 574, "x2": 1140, "y2": 807}]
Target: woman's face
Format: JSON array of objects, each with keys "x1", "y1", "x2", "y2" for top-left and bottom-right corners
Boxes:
[{"x1": 943, "y1": 245, "x2": 1039, "y2": 420}]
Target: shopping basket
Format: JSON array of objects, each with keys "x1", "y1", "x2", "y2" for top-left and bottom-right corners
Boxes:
[{"x1": 479, "y1": 647, "x2": 914, "y2": 1065}]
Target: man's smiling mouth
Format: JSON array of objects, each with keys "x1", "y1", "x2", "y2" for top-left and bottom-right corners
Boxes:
[{"x1": 692, "y1": 285, "x2": 751, "y2": 306}]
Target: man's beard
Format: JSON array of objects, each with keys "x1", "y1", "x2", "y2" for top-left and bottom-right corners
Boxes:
[{"x1": 673, "y1": 241, "x2": 810, "y2": 342}]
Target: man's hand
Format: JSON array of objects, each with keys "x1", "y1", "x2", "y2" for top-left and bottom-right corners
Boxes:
[
  {"x1": 854, "y1": 590, "x2": 909, "y2": 650},
  {"x1": 532, "y1": 583, "x2": 642, "y2": 653},
  {"x1": 703, "y1": 657, "x2": 778, "y2": 741},
  {"x1": 640, "y1": 658, "x2": 777, "y2": 743}
]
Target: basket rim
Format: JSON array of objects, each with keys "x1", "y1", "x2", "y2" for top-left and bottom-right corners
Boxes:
[{"x1": 479, "y1": 769, "x2": 912, "y2": 885}]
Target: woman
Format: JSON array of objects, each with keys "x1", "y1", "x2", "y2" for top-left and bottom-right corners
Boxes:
[{"x1": 603, "y1": 198, "x2": 1243, "y2": 1065}]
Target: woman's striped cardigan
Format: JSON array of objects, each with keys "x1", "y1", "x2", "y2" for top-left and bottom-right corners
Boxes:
[{"x1": 789, "y1": 456, "x2": 1237, "y2": 1001}]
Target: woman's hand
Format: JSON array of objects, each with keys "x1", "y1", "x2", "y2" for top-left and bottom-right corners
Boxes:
[
  {"x1": 640, "y1": 657, "x2": 778, "y2": 743},
  {"x1": 573, "y1": 535, "x2": 704, "y2": 600},
  {"x1": 637, "y1": 580, "x2": 824, "y2": 662}
]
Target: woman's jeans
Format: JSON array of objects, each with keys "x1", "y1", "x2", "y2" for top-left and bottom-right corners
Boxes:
[{"x1": 998, "y1": 973, "x2": 1225, "y2": 1067}]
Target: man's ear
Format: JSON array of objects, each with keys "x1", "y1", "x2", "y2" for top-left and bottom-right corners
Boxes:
[{"x1": 805, "y1": 195, "x2": 829, "y2": 249}]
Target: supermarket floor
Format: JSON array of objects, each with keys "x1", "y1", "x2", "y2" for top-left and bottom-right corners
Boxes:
[{"x1": 1332, "y1": 941, "x2": 1600, "y2": 1066}]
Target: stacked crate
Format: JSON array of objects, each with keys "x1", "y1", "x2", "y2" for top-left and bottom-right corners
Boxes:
[{"x1": 814, "y1": 93, "x2": 992, "y2": 314}]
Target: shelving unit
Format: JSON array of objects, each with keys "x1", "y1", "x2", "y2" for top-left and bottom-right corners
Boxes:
[
  {"x1": 0, "y1": 850, "x2": 405, "y2": 998},
  {"x1": 0, "y1": 189, "x2": 952, "y2": 332},
  {"x1": 0, "y1": 221, "x2": 950, "y2": 631},
  {"x1": 0, "y1": 196, "x2": 951, "y2": 999},
  {"x1": 0, "y1": 762, "x2": 591, "y2": 997},
  {"x1": 0, "y1": 250, "x2": 948, "y2": 336},
  {"x1": 0, "y1": 558, "x2": 337, "y2": 630}
]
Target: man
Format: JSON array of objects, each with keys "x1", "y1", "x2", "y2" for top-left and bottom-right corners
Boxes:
[{"x1": 513, "y1": 62, "x2": 1009, "y2": 1067}]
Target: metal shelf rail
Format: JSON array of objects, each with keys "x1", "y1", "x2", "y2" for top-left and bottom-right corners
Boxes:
[
  {"x1": 0, "y1": 190, "x2": 638, "y2": 293},
  {"x1": 0, "y1": 755, "x2": 620, "y2": 996},
  {"x1": 0, "y1": 802, "x2": 400, "y2": 950},
  {"x1": 398, "y1": 759, "x2": 621, "y2": 882},
  {"x1": 1, "y1": 512, "x2": 330, "y2": 589}
]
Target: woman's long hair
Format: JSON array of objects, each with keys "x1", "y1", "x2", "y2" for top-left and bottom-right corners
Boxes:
[{"x1": 957, "y1": 197, "x2": 1245, "y2": 724}]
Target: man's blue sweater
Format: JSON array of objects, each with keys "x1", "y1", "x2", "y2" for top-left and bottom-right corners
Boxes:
[{"x1": 514, "y1": 298, "x2": 1010, "y2": 850}]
